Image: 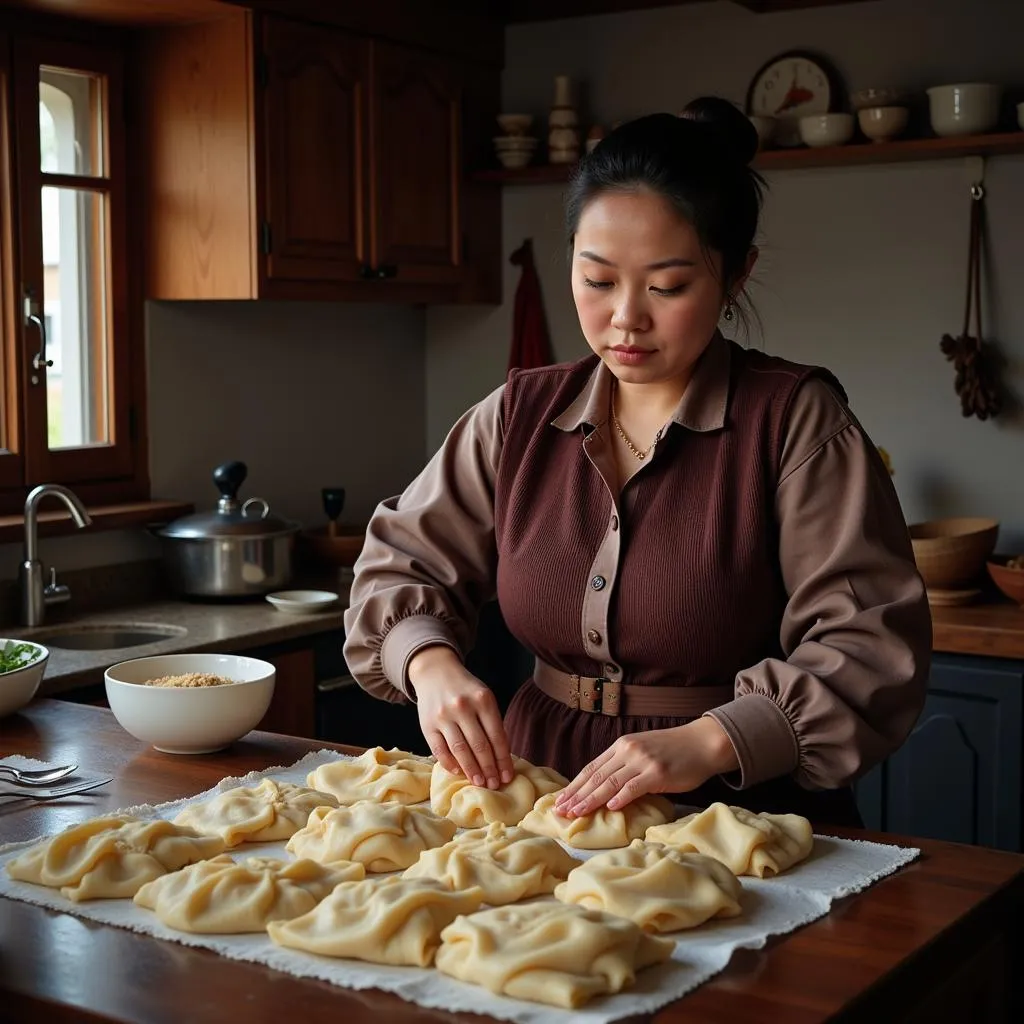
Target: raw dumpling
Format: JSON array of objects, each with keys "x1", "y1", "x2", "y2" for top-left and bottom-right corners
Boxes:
[
  {"x1": 286, "y1": 801, "x2": 457, "y2": 872},
  {"x1": 645, "y1": 802, "x2": 814, "y2": 878},
  {"x1": 435, "y1": 901, "x2": 674, "y2": 1009},
  {"x1": 520, "y1": 792, "x2": 674, "y2": 849},
  {"x1": 554, "y1": 838, "x2": 742, "y2": 932},
  {"x1": 5, "y1": 815, "x2": 225, "y2": 901},
  {"x1": 403, "y1": 822, "x2": 580, "y2": 904},
  {"x1": 268, "y1": 875, "x2": 484, "y2": 967},
  {"x1": 430, "y1": 756, "x2": 567, "y2": 828},
  {"x1": 173, "y1": 779, "x2": 337, "y2": 847},
  {"x1": 133, "y1": 854, "x2": 364, "y2": 932},
  {"x1": 306, "y1": 747, "x2": 433, "y2": 805}
]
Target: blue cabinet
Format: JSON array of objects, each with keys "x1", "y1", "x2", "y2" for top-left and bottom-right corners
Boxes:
[{"x1": 856, "y1": 653, "x2": 1024, "y2": 851}]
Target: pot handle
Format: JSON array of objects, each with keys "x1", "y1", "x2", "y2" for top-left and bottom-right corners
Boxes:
[{"x1": 242, "y1": 496, "x2": 271, "y2": 520}]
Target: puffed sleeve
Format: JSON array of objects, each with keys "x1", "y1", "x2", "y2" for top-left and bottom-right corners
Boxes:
[
  {"x1": 704, "y1": 378, "x2": 932, "y2": 790},
  {"x1": 342, "y1": 385, "x2": 505, "y2": 704}
]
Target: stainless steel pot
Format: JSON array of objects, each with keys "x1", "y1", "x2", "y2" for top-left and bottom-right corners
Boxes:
[{"x1": 155, "y1": 461, "x2": 299, "y2": 598}]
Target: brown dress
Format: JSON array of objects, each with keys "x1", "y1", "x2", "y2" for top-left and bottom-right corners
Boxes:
[{"x1": 343, "y1": 335, "x2": 932, "y2": 829}]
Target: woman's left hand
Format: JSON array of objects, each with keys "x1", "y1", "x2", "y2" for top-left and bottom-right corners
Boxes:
[{"x1": 553, "y1": 718, "x2": 739, "y2": 818}]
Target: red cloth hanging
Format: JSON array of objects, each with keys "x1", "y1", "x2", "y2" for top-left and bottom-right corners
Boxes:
[{"x1": 508, "y1": 238, "x2": 554, "y2": 373}]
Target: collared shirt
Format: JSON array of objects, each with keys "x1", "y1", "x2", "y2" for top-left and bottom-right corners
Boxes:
[{"x1": 343, "y1": 334, "x2": 931, "y2": 791}]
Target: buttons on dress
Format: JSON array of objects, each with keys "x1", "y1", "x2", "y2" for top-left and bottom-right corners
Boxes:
[
  {"x1": 590, "y1": 575, "x2": 606, "y2": 591},
  {"x1": 611, "y1": 515, "x2": 619, "y2": 531},
  {"x1": 605, "y1": 663, "x2": 620, "y2": 675},
  {"x1": 587, "y1": 629, "x2": 602, "y2": 645}
]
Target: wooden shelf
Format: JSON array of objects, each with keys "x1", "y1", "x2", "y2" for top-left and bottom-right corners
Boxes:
[{"x1": 472, "y1": 131, "x2": 1024, "y2": 184}]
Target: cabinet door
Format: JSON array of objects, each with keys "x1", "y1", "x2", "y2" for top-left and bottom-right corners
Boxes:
[
  {"x1": 367, "y1": 41, "x2": 462, "y2": 285},
  {"x1": 858, "y1": 654, "x2": 1023, "y2": 851},
  {"x1": 261, "y1": 18, "x2": 368, "y2": 283}
]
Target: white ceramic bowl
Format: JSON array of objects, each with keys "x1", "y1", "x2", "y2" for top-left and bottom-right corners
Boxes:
[
  {"x1": 1017, "y1": 101, "x2": 1024, "y2": 131},
  {"x1": 497, "y1": 113, "x2": 533, "y2": 136},
  {"x1": 0, "y1": 640, "x2": 49, "y2": 718},
  {"x1": 105, "y1": 653, "x2": 275, "y2": 754},
  {"x1": 927, "y1": 83, "x2": 1002, "y2": 137},
  {"x1": 266, "y1": 589, "x2": 338, "y2": 615},
  {"x1": 497, "y1": 150, "x2": 534, "y2": 169},
  {"x1": 798, "y1": 113, "x2": 854, "y2": 148},
  {"x1": 747, "y1": 114, "x2": 776, "y2": 148},
  {"x1": 858, "y1": 105, "x2": 909, "y2": 142}
]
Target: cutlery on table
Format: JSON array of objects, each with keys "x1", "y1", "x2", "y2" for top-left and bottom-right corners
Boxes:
[{"x1": 0, "y1": 763, "x2": 78, "y2": 786}]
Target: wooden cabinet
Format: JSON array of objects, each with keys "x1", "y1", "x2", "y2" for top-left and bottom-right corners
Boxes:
[
  {"x1": 137, "y1": 7, "x2": 500, "y2": 304},
  {"x1": 856, "y1": 653, "x2": 1024, "y2": 852}
]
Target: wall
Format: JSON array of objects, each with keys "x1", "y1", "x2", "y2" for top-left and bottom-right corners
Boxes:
[
  {"x1": 0, "y1": 301, "x2": 426, "y2": 579},
  {"x1": 425, "y1": 0, "x2": 1024, "y2": 548}
]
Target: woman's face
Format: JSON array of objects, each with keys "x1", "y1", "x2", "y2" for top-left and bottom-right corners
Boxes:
[{"x1": 571, "y1": 188, "x2": 740, "y2": 386}]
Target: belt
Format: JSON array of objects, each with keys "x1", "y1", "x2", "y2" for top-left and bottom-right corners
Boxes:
[{"x1": 532, "y1": 659, "x2": 734, "y2": 718}]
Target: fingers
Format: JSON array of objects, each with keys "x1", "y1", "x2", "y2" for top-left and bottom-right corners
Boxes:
[
  {"x1": 476, "y1": 694, "x2": 515, "y2": 785},
  {"x1": 424, "y1": 729, "x2": 461, "y2": 777},
  {"x1": 554, "y1": 747, "x2": 614, "y2": 813},
  {"x1": 562, "y1": 759, "x2": 646, "y2": 818},
  {"x1": 440, "y1": 723, "x2": 486, "y2": 786},
  {"x1": 427, "y1": 687, "x2": 513, "y2": 789}
]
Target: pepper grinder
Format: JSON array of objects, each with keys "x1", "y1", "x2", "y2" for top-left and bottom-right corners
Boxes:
[{"x1": 322, "y1": 487, "x2": 346, "y2": 538}]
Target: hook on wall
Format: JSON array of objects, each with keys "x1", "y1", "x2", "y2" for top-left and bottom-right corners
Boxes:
[{"x1": 964, "y1": 155, "x2": 986, "y2": 200}]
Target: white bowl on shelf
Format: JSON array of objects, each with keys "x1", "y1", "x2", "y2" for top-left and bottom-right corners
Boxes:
[
  {"x1": 798, "y1": 113, "x2": 854, "y2": 148},
  {"x1": 0, "y1": 640, "x2": 49, "y2": 718},
  {"x1": 927, "y1": 83, "x2": 1002, "y2": 137},
  {"x1": 266, "y1": 589, "x2": 338, "y2": 615},
  {"x1": 104, "y1": 653, "x2": 275, "y2": 754},
  {"x1": 496, "y1": 150, "x2": 535, "y2": 169},
  {"x1": 858, "y1": 106, "x2": 909, "y2": 142},
  {"x1": 1017, "y1": 101, "x2": 1024, "y2": 130}
]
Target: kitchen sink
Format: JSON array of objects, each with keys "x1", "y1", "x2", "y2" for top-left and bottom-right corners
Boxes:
[{"x1": 31, "y1": 624, "x2": 188, "y2": 651}]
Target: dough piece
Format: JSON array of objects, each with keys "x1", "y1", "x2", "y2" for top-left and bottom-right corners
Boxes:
[
  {"x1": 5, "y1": 815, "x2": 225, "y2": 902},
  {"x1": 267, "y1": 876, "x2": 484, "y2": 967},
  {"x1": 430, "y1": 756, "x2": 568, "y2": 828},
  {"x1": 520, "y1": 792, "x2": 674, "y2": 850},
  {"x1": 306, "y1": 747, "x2": 434, "y2": 805},
  {"x1": 173, "y1": 779, "x2": 337, "y2": 847},
  {"x1": 435, "y1": 901, "x2": 674, "y2": 1009},
  {"x1": 645, "y1": 802, "x2": 814, "y2": 878},
  {"x1": 286, "y1": 801, "x2": 457, "y2": 872},
  {"x1": 554, "y1": 838, "x2": 742, "y2": 932},
  {"x1": 403, "y1": 822, "x2": 581, "y2": 904},
  {"x1": 133, "y1": 854, "x2": 363, "y2": 933}
]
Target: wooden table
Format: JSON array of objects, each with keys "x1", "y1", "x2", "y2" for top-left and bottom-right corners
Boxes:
[{"x1": 1, "y1": 700, "x2": 1022, "y2": 1024}]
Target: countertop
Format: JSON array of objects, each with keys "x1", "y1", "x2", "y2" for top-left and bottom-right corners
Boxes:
[
  {"x1": 931, "y1": 597, "x2": 1024, "y2": 660},
  {"x1": 2, "y1": 701, "x2": 1022, "y2": 1024},
  {"x1": 6, "y1": 584, "x2": 349, "y2": 697}
]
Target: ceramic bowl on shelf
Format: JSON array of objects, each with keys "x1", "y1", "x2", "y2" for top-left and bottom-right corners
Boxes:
[
  {"x1": 747, "y1": 114, "x2": 776, "y2": 149},
  {"x1": 858, "y1": 106, "x2": 909, "y2": 142},
  {"x1": 798, "y1": 113, "x2": 854, "y2": 148},
  {"x1": 104, "y1": 653, "x2": 275, "y2": 754},
  {"x1": 1018, "y1": 101, "x2": 1024, "y2": 131},
  {"x1": 850, "y1": 88, "x2": 904, "y2": 111},
  {"x1": 0, "y1": 640, "x2": 49, "y2": 718},
  {"x1": 909, "y1": 517, "x2": 999, "y2": 590},
  {"x1": 926, "y1": 83, "x2": 1002, "y2": 137},
  {"x1": 987, "y1": 556, "x2": 1024, "y2": 606},
  {"x1": 497, "y1": 113, "x2": 533, "y2": 136}
]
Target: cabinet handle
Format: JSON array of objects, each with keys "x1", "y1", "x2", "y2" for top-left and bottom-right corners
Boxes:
[
  {"x1": 317, "y1": 675, "x2": 357, "y2": 694},
  {"x1": 376, "y1": 264, "x2": 398, "y2": 280},
  {"x1": 24, "y1": 292, "x2": 52, "y2": 386}
]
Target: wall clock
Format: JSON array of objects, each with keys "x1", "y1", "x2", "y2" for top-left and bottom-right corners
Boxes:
[{"x1": 746, "y1": 50, "x2": 843, "y2": 147}]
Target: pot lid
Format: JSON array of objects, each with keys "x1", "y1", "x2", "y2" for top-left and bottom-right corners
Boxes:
[{"x1": 159, "y1": 461, "x2": 298, "y2": 539}]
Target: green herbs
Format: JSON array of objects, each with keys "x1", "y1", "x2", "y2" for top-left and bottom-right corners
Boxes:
[{"x1": 0, "y1": 641, "x2": 43, "y2": 675}]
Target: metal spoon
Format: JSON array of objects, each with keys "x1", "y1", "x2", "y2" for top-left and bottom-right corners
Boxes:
[{"x1": 0, "y1": 763, "x2": 78, "y2": 786}]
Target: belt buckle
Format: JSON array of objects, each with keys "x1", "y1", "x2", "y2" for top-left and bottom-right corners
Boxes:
[{"x1": 581, "y1": 677, "x2": 612, "y2": 714}]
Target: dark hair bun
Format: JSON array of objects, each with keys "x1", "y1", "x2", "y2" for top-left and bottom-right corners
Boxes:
[{"x1": 680, "y1": 96, "x2": 759, "y2": 167}]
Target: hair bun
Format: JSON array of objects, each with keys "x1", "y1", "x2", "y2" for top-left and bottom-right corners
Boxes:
[{"x1": 680, "y1": 96, "x2": 759, "y2": 167}]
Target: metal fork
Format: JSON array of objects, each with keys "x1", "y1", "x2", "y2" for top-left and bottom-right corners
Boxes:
[{"x1": 0, "y1": 763, "x2": 78, "y2": 786}]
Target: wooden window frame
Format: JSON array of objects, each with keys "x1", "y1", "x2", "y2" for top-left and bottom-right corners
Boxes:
[{"x1": 0, "y1": 19, "x2": 150, "y2": 516}]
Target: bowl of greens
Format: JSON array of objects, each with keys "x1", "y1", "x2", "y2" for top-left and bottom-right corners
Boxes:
[{"x1": 0, "y1": 639, "x2": 49, "y2": 718}]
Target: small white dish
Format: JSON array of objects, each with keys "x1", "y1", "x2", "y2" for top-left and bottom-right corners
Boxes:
[{"x1": 265, "y1": 590, "x2": 339, "y2": 615}]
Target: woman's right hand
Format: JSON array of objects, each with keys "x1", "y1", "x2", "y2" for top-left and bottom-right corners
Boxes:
[{"x1": 408, "y1": 645, "x2": 514, "y2": 789}]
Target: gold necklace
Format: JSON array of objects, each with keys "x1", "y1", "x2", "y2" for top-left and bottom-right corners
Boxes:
[{"x1": 612, "y1": 412, "x2": 661, "y2": 461}]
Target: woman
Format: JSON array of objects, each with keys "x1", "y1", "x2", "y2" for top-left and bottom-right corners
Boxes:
[{"x1": 343, "y1": 98, "x2": 931, "y2": 828}]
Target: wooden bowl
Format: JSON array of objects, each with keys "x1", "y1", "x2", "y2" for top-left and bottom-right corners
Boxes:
[
  {"x1": 909, "y1": 517, "x2": 999, "y2": 589},
  {"x1": 298, "y1": 524, "x2": 366, "y2": 567},
  {"x1": 987, "y1": 555, "x2": 1024, "y2": 606}
]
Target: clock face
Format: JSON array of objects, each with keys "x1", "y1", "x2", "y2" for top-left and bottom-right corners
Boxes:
[{"x1": 747, "y1": 52, "x2": 834, "y2": 146}]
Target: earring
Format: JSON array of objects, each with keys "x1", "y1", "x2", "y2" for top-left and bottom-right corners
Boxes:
[{"x1": 722, "y1": 297, "x2": 735, "y2": 322}]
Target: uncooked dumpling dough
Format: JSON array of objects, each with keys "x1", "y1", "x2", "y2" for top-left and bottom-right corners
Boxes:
[
  {"x1": 430, "y1": 756, "x2": 567, "y2": 828},
  {"x1": 267, "y1": 876, "x2": 484, "y2": 967},
  {"x1": 306, "y1": 747, "x2": 434, "y2": 805},
  {"x1": 403, "y1": 822, "x2": 580, "y2": 904},
  {"x1": 645, "y1": 802, "x2": 814, "y2": 878},
  {"x1": 286, "y1": 800, "x2": 457, "y2": 872},
  {"x1": 519, "y1": 792, "x2": 674, "y2": 849},
  {"x1": 435, "y1": 901, "x2": 674, "y2": 1009},
  {"x1": 554, "y1": 838, "x2": 742, "y2": 932},
  {"x1": 173, "y1": 779, "x2": 337, "y2": 847},
  {"x1": 133, "y1": 855, "x2": 364, "y2": 933},
  {"x1": 5, "y1": 815, "x2": 225, "y2": 901}
]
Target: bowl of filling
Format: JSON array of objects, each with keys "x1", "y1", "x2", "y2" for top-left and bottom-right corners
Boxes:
[
  {"x1": 104, "y1": 653, "x2": 275, "y2": 754},
  {"x1": 0, "y1": 639, "x2": 49, "y2": 718}
]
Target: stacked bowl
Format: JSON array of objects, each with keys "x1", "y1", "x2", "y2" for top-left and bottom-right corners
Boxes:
[
  {"x1": 494, "y1": 113, "x2": 537, "y2": 169},
  {"x1": 851, "y1": 88, "x2": 909, "y2": 143}
]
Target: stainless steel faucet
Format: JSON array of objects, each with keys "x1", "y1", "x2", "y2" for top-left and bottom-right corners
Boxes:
[{"x1": 20, "y1": 484, "x2": 93, "y2": 627}]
